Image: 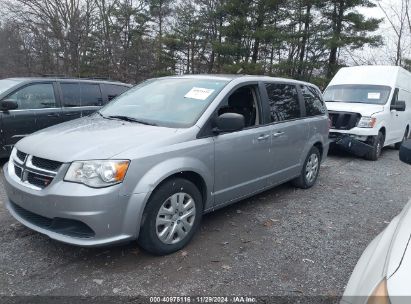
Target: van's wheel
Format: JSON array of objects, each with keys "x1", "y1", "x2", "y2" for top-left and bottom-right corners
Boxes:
[
  {"x1": 138, "y1": 178, "x2": 203, "y2": 255},
  {"x1": 292, "y1": 146, "x2": 321, "y2": 189},
  {"x1": 365, "y1": 132, "x2": 384, "y2": 161},
  {"x1": 394, "y1": 127, "x2": 409, "y2": 150}
]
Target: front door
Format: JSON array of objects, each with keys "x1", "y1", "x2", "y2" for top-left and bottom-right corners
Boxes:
[
  {"x1": 1, "y1": 82, "x2": 61, "y2": 153},
  {"x1": 213, "y1": 84, "x2": 273, "y2": 205},
  {"x1": 388, "y1": 88, "x2": 404, "y2": 143}
]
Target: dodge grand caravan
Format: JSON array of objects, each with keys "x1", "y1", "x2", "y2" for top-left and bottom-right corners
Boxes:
[
  {"x1": 3, "y1": 75, "x2": 329, "y2": 255},
  {"x1": 0, "y1": 77, "x2": 131, "y2": 157}
]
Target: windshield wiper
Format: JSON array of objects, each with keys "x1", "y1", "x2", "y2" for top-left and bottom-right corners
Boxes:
[
  {"x1": 107, "y1": 115, "x2": 157, "y2": 126},
  {"x1": 96, "y1": 111, "x2": 106, "y2": 118}
]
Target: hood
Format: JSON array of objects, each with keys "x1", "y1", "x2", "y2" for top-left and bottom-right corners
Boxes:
[
  {"x1": 325, "y1": 102, "x2": 385, "y2": 117},
  {"x1": 342, "y1": 201, "x2": 411, "y2": 298},
  {"x1": 15, "y1": 116, "x2": 182, "y2": 162},
  {"x1": 385, "y1": 201, "x2": 411, "y2": 296}
]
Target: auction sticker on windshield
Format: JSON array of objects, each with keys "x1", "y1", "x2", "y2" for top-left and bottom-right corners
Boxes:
[
  {"x1": 185, "y1": 87, "x2": 215, "y2": 100},
  {"x1": 368, "y1": 92, "x2": 381, "y2": 99}
]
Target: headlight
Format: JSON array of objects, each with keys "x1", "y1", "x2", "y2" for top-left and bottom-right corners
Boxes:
[
  {"x1": 367, "y1": 278, "x2": 390, "y2": 304},
  {"x1": 64, "y1": 160, "x2": 130, "y2": 188},
  {"x1": 358, "y1": 117, "x2": 377, "y2": 128}
]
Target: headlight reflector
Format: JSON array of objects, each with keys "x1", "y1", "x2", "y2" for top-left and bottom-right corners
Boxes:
[
  {"x1": 65, "y1": 160, "x2": 130, "y2": 188},
  {"x1": 358, "y1": 117, "x2": 377, "y2": 128}
]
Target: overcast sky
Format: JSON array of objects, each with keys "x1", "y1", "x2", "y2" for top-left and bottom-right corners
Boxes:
[{"x1": 348, "y1": 0, "x2": 410, "y2": 66}]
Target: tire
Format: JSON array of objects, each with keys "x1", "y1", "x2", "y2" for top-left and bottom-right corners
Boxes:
[
  {"x1": 394, "y1": 127, "x2": 409, "y2": 150},
  {"x1": 292, "y1": 146, "x2": 321, "y2": 189},
  {"x1": 364, "y1": 132, "x2": 384, "y2": 161},
  {"x1": 138, "y1": 178, "x2": 203, "y2": 255}
]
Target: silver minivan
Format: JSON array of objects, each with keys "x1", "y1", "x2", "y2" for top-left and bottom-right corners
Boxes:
[{"x1": 3, "y1": 75, "x2": 329, "y2": 255}]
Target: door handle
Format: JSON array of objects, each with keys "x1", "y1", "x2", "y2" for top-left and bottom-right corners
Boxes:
[
  {"x1": 272, "y1": 131, "x2": 285, "y2": 138},
  {"x1": 47, "y1": 113, "x2": 59, "y2": 117},
  {"x1": 65, "y1": 113, "x2": 77, "y2": 116},
  {"x1": 257, "y1": 134, "x2": 270, "y2": 141}
]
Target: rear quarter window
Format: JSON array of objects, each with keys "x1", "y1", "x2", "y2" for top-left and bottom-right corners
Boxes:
[
  {"x1": 301, "y1": 85, "x2": 327, "y2": 117},
  {"x1": 102, "y1": 84, "x2": 130, "y2": 103}
]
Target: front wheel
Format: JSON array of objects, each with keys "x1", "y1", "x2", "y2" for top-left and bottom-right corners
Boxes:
[
  {"x1": 138, "y1": 178, "x2": 203, "y2": 255},
  {"x1": 364, "y1": 132, "x2": 384, "y2": 161},
  {"x1": 292, "y1": 146, "x2": 321, "y2": 189}
]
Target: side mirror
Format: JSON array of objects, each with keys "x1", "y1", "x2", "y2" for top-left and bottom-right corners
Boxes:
[
  {"x1": 1, "y1": 99, "x2": 18, "y2": 111},
  {"x1": 214, "y1": 113, "x2": 245, "y2": 134},
  {"x1": 400, "y1": 140, "x2": 411, "y2": 165},
  {"x1": 391, "y1": 101, "x2": 406, "y2": 112}
]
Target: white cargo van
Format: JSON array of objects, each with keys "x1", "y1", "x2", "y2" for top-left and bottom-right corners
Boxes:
[{"x1": 324, "y1": 65, "x2": 411, "y2": 160}]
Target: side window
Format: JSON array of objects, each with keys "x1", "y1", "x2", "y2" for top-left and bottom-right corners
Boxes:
[
  {"x1": 301, "y1": 85, "x2": 327, "y2": 117},
  {"x1": 61, "y1": 83, "x2": 103, "y2": 107},
  {"x1": 61, "y1": 83, "x2": 80, "y2": 107},
  {"x1": 103, "y1": 84, "x2": 129, "y2": 102},
  {"x1": 80, "y1": 83, "x2": 103, "y2": 106},
  {"x1": 217, "y1": 85, "x2": 260, "y2": 128},
  {"x1": 265, "y1": 82, "x2": 300, "y2": 122},
  {"x1": 7, "y1": 83, "x2": 56, "y2": 110}
]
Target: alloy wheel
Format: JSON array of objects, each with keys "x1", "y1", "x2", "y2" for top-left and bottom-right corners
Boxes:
[{"x1": 305, "y1": 153, "x2": 319, "y2": 183}]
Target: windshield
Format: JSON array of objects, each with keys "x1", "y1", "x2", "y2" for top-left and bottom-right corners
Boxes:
[
  {"x1": 324, "y1": 85, "x2": 392, "y2": 105},
  {"x1": 0, "y1": 79, "x2": 23, "y2": 95},
  {"x1": 99, "y1": 78, "x2": 229, "y2": 128}
]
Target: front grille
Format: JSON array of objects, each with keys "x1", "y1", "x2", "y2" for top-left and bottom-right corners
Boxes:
[
  {"x1": 328, "y1": 111, "x2": 361, "y2": 130},
  {"x1": 16, "y1": 150, "x2": 27, "y2": 162},
  {"x1": 32, "y1": 156, "x2": 62, "y2": 171},
  {"x1": 27, "y1": 172, "x2": 54, "y2": 189},
  {"x1": 12, "y1": 150, "x2": 63, "y2": 190},
  {"x1": 10, "y1": 202, "x2": 95, "y2": 238}
]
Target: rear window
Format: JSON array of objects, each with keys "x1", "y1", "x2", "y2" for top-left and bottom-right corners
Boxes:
[
  {"x1": 60, "y1": 83, "x2": 103, "y2": 107},
  {"x1": 102, "y1": 84, "x2": 129, "y2": 102},
  {"x1": 265, "y1": 82, "x2": 301, "y2": 122},
  {"x1": 301, "y1": 85, "x2": 327, "y2": 117}
]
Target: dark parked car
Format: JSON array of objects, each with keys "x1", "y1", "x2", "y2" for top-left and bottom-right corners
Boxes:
[{"x1": 0, "y1": 77, "x2": 131, "y2": 157}]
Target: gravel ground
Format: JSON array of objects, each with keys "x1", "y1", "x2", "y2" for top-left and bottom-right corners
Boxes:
[{"x1": 0, "y1": 149, "x2": 410, "y2": 298}]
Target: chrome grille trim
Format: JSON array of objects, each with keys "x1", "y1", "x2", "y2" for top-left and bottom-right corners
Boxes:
[
  {"x1": 9, "y1": 149, "x2": 62, "y2": 190},
  {"x1": 26, "y1": 155, "x2": 60, "y2": 176}
]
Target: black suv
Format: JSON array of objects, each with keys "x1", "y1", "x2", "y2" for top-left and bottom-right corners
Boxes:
[{"x1": 0, "y1": 77, "x2": 131, "y2": 157}]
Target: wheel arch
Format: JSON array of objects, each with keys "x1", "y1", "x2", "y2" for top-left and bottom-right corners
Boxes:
[
  {"x1": 313, "y1": 142, "x2": 323, "y2": 160},
  {"x1": 152, "y1": 171, "x2": 208, "y2": 210}
]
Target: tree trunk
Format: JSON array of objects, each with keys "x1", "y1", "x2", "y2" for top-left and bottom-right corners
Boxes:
[
  {"x1": 327, "y1": 0, "x2": 344, "y2": 79},
  {"x1": 297, "y1": 1, "x2": 311, "y2": 78}
]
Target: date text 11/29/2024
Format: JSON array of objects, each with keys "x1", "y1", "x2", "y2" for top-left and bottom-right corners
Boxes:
[{"x1": 149, "y1": 296, "x2": 257, "y2": 303}]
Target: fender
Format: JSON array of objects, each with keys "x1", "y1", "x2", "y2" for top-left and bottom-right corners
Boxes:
[
  {"x1": 131, "y1": 156, "x2": 214, "y2": 207},
  {"x1": 300, "y1": 132, "x2": 328, "y2": 166}
]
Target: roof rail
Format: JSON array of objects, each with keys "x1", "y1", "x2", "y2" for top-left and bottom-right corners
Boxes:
[
  {"x1": 41, "y1": 74, "x2": 70, "y2": 78},
  {"x1": 39, "y1": 74, "x2": 118, "y2": 82}
]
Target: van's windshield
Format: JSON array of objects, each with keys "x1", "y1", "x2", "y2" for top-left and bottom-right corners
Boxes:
[
  {"x1": 99, "y1": 78, "x2": 229, "y2": 128},
  {"x1": 324, "y1": 85, "x2": 391, "y2": 105}
]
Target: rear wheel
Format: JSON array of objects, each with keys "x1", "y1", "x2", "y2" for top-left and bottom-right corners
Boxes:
[
  {"x1": 292, "y1": 146, "x2": 321, "y2": 189},
  {"x1": 138, "y1": 178, "x2": 203, "y2": 255},
  {"x1": 364, "y1": 131, "x2": 384, "y2": 161},
  {"x1": 394, "y1": 127, "x2": 409, "y2": 150}
]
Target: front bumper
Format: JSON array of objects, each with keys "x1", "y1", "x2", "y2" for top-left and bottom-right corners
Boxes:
[
  {"x1": 330, "y1": 133, "x2": 375, "y2": 157},
  {"x1": 3, "y1": 162, "x2": 148, "y2": 247}
]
